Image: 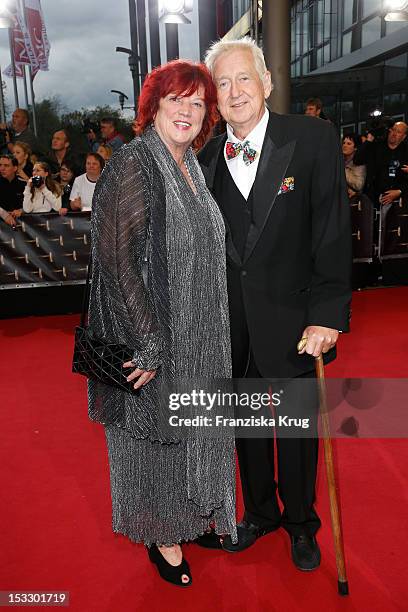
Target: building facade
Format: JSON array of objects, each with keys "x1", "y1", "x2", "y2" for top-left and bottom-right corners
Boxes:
[{"x1": 216, "y1": 0, "x2": 408, "y2": 134}]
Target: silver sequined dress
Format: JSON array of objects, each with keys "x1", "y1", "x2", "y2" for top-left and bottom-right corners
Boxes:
[{"x1": 87, "y1": 128, "x2": 236, "y2": 546}]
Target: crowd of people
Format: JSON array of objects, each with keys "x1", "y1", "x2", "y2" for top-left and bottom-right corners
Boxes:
[
  {"x1": 304, "y1": 97, "x2": 408, "y2": 204},
  {"x1": 0, "y1": 109, "x2": 124, "y2": 226},
  {"x1": 1, "y1": 98, "x2": 407, "y2": 287},
  {"x1": 305, "y1": 97, "x2": 408, "y2": 286}
]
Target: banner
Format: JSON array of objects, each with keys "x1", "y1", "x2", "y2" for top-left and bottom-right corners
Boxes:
[
  {"x1": 0, "y1": 213, "x2": 90, "y2": 289},
  {"x1": 3, "y1": 0, "x2": 50, "y2": 80},
  {"x1": 24, "y1": 0, "x2": 50, "y2": 72}
]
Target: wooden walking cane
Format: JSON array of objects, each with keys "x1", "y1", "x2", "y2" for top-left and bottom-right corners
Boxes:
[{"x1": 298, "y1": 338, "x2": 349, "y2": 596}]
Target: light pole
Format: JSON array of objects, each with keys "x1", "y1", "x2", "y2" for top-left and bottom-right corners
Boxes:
[
  {"x1": 0, "y1": 2, "x2": 18, "y2": 109},
  {"x1": 148, "y1": 0, "x2": 161, "y2": 69},
  {"x1": 126, "y1": 0, "x2": 140, "y2": 110},
  {"x1": 110, "y1": 89, "x2": 134, "y2": 111},
  {"x1": 159, "y1": 0, "x2": 193, "y2": 62},
  {"x1": 116, "y1": 46, "x2": 139, "y2": 112},
  {"x1": 136, "y1": 0, "x2": 148, "y2": 85}
]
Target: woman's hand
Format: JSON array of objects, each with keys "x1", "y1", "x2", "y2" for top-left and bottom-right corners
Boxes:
[
  {"x1": 70, "y1": 197, "x2": 82, "y2": 210},
  {"x1": 16, "y1": 168, "x2": 29, "y2": 182},
  {"x1": 59, "y1": 207, "x2": 68, "y2": 216},
  {"x1": 4, "y1": 213, "x2": 16, "y2": 227},
  {"x1": 123, "y1": 361, "x2": 157, "y2": 390}
]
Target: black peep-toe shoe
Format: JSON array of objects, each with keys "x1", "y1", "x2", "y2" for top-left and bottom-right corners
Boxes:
[{"x1": 147, "y1": 544, "x2": 192, "y2": 587}]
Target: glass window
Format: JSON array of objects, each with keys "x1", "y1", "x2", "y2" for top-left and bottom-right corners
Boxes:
[
  {"x1": 384, "y1": 53, "x2": 408, "y2": 84},
  {"x1": 343, "y1": 0, "x2": 354, "y2": 30},
  {"x1": 341, "y1": 100, "x2": 355, "y2": 123},
  {"x1": 384, "y1": 93, "x2": 407, "y2": 115},
  {"x1": 303, "y1": 10, "x2": 309, "y2": 53},
  {"x1": 316, "y1": 0, "x2": 324, "y2": 45},
  {"x1": 385, "y1": 52, "x2": 408, "y2": 69},
  {"x1": 295, "y1": 59, "x2": 301, "y2": 77},
  {"x1": 316, "y1": 46, "x2": 323, "y2": 68},
  {"x1": 341, "y1": 124, "x2": 356, "y2": 138},
  {"x1": 360, "y1": 96, "x2": 380, "y2": 118},
  {"x1": 358, "y1": 121, "x2": 367, "y2": 136},
  {"x1": 343, "y1": 31, "x2": 352, "y2": 54},
  {"x1": 302, "y1": 54, "x2": 309, "y2": 74},
  {"x1": 291, "y1": 62, "x2": 296, "y2": 78},
  {"x1": 361, "y1": 17, "x2": 381, "y2": 47},
  {"x1": 324, "y1": 42, "x2": 330, "y2": 63},
  {"x1": 385, "y1": 21, "x2": 408, "y2": 36},
  {"x1": 362, "y1": 0, "x2": 379, "y2": 19},
  {"x1": 296, "y1": 15, "x2": 301, "y2": 56},
  {"x1": 324, "y1": 0, "x2": 331, "y2": 38}
]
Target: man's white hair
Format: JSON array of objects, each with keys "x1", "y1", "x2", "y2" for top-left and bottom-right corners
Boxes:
[{"x1": 205, "y1": 36, "x2": 272, "y2": 87}]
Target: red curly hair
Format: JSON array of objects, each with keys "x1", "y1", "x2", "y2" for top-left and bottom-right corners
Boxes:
[{"x1": 134, "y1": 60, "x2": 219, "y2": 151}]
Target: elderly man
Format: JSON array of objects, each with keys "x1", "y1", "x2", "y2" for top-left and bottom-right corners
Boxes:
[
  {"x1": 197, "y1": 37, "x2": 351, "y2": 570},
  {"x1": 0, "y1": 108, "x2": 42, "y2": 155}
]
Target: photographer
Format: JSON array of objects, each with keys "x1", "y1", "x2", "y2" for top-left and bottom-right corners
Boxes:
[
  {"x1": 23, "y1": 161, "x2": 62, "y2": 213},
  {"x1": 354, "y1": 121, "x2": 408, "y2": 205},
  {"x1": 87, "y1": 117, "x2": 125, "y2": 153},
  {"x1": 0, "y1": 108, "x2": 42, "y2": 156}
]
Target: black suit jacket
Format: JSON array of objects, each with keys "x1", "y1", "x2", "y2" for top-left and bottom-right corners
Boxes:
[{"x1": 199, "y1": 111, "x2": 352, "y2": 378}]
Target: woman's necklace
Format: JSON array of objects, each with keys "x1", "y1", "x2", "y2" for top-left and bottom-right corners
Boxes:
[{"x1": 181, "y1": 159, "x2": 197, "y2": 195}]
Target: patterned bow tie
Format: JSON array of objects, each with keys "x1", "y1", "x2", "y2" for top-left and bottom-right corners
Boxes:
[{"x1": 225, "y1": 140, "x2": 257, "y2": 165}]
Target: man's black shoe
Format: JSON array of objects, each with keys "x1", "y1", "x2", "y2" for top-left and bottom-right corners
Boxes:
[
  {"x1": 193, "y1": 529, "x2": 223, "y2": 550},
  {"x1": 222, "y1": 520, "x2": 279, "y2": 553},
  {"x1": 290, "y1": 534, "x2": 321, "y2": 571}
]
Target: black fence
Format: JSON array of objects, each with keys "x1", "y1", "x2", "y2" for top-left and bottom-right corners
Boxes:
[{"x1": 0, "y1": 213, "x2": 90, "y2": 290}]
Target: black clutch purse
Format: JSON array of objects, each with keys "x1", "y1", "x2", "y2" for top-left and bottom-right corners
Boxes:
[
  {"x1": 72, "y1": 251, "x2": 147, "y2": 393},
  {"x1": 72, "y1": 325, "x2": 137, "y2": 393}
]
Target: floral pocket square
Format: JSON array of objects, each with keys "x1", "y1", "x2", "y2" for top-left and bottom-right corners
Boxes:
[{"x1": 278, "y1": 176, "x2": 295, "y2": 195}]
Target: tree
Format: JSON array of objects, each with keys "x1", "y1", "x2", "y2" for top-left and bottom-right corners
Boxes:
[
  {"x1": 34, "y1": 96, "x2": 66, "y2": 152},
  {"x1": 61, "y1": 105, "x2": 133, "y2": 155},
  {"x1": 25, "y1": 97, "x2": 134, "y2": 157}
]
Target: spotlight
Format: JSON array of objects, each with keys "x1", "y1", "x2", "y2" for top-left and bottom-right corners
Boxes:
[
  {"x1": 159, "y1": 0, "x2": 193, "y2": 24},
  {"x1": 384, "y1": 0, "x2": 408, "y2": 20},
  {"x1": 0, "y1": 0, "x2": 14, "y2": 28}
]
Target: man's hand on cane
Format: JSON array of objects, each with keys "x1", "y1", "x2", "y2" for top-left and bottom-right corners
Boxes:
[
  {"x1": 296, "y1": 326, "x2": 349, "y2": 596},
  {"x1": 297, "y1": 326, "x2": 339, "y2": 357}
]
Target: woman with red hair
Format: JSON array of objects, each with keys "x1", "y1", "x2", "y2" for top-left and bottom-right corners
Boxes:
[{"x1": 87, "y1": 60, "x2": 236, "y2": 587}]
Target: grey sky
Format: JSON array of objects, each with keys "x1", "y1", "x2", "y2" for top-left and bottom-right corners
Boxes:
[{"x1": 0, "y1": 0, "x2": 199, "y2": 118}]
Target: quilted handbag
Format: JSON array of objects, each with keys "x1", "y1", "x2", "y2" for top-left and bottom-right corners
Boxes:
[
  {"x1": 72, "y1": 246, "x2": 149, "y2": 393},
  {"x1": 72, "y1": 325, "x2": 137, "y2": 393}
]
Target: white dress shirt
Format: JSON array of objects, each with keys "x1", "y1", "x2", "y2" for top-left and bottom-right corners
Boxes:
[{"x1": 224, "y1": 108, "x2": 269, "y2": 200}]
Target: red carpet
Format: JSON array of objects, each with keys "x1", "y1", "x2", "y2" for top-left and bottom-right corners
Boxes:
[{"x1": 1, "y1": 287, "x2": 407, "y2": 611}]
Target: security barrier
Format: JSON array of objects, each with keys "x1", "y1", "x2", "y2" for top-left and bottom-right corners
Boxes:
[{"x1": 0, "y1": 213, "x2": 90, "y2": 289}]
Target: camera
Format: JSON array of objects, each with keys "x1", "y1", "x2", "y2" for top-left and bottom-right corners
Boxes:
[
  {"x1": 32, "y1": 175, "x2": 44, "y2": 188},
  {"x1": 81, "y1": 118, "x2": 100, "y2": 135},
  {"x1": 366, "y1": 115, "x2": 394, "y2": 142}
]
